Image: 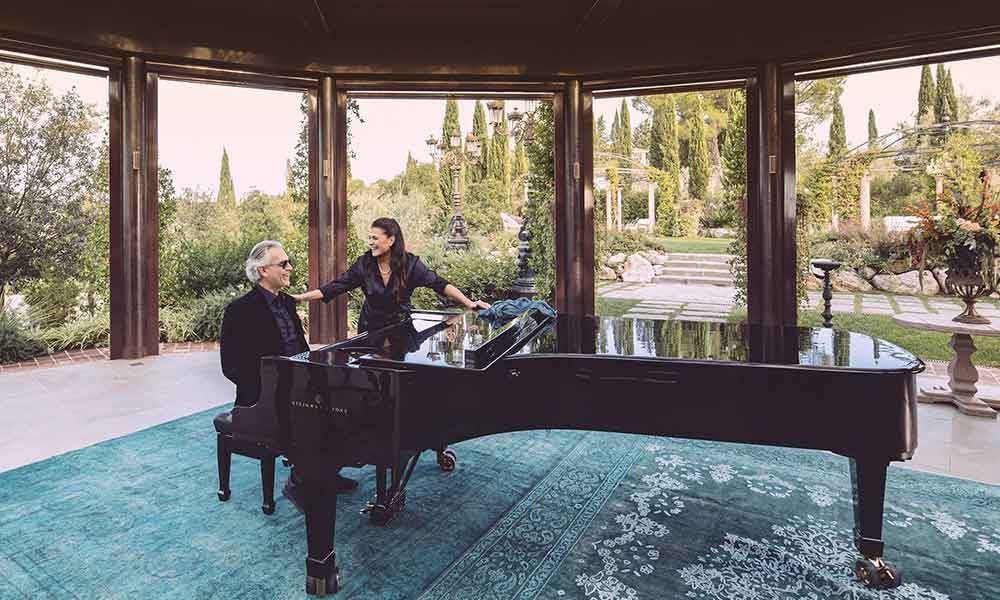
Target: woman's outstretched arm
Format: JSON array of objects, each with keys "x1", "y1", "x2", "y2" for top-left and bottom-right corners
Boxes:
[
  {"x1": 291, "y1": 256, "x2": 365, "y2": 303},
  {"x1": 442, "y1": 284, "x2": 491, "y2": 310}
]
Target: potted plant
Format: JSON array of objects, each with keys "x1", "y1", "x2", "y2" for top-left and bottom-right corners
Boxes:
[{"x1": 908, "y1": 178, "x2": 1000, "y2": 324}]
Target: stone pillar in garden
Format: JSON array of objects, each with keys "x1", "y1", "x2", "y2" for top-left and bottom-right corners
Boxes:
[
  {"x1": 647, "y1": 180, "x2": 655, "y2": 229},
  {"x1": 860, "y1": 171, "x2": 871, "y2": 230}
]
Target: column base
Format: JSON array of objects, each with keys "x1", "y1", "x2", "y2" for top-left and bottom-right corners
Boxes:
[{"x1": 918, "y1": 383, "x2": 997, "y2": 418}]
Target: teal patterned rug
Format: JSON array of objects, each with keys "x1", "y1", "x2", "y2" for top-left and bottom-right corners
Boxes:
[{"x1": 1, "y1": 406, "x2": 998, "y2": 599}]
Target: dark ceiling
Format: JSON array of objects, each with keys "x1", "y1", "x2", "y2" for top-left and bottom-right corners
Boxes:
[{"x1": 1, "y1": 1, "x2": 998, "y2": 77}]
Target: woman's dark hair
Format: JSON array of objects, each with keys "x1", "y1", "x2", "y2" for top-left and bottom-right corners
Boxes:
[{"x1": 371, "y1": 217, "x2": 408, "y2": 301}]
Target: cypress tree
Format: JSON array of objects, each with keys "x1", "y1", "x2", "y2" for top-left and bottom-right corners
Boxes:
[
  {"x1": 649, "y1": 100, "x2": 669, "y2": 170},
  {"x1": 217, "y1": 147, "x2": 236, "y2": 207},
  {"x1": 512, "y1": 139, "x2": 528, "y2": 187},
  {"x1": 721, "y1": 89, "x2": 746, "y2": 226},
  {"x1": 438, "y1": 98, "x2": 461, "y2": 206},
  {"x1": 618, "y1": 98, "x2": 633, "y2": 160},
  {"x1": 917, "y1": 64, "x2": 936, "y2": 127},
  {"x1": 610, "y1": 110, "x2": 620, "y2": 156},
  {"x1": 402, "y1": 152, "x2": 417, "y2": 195},
  {"x1": 934, "y1": 64, "x2": 950, "y2": 124},
  {"x1": 688, "y1": 95, "x2": 710, "y2": 199},
  {"x1": 487, "y1": 101, "x2": 510, "y2": 186},
  {"x1": 828, "y1": 100, "x2": 846, "y2": 157},
  {"x1": 471, "y1": 100, "x2": 489, "y2": 183},
  {"x1": 867, "y1": 109, "x2": 878, "y2": 150},
  {"x1": 945, "y1": 68, "x2": 959, "y2": 124},
  {"x1": 595, "y1": 115, "x2": 609, "y2": 154},
  {"x1": 662, "y1": 96, "x2": 679, "y2": 180}
]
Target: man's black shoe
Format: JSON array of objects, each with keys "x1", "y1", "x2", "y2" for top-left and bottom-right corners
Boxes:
[
  {"x1": 282, "y1": 477, "x2": 305, "y2": 513},
  {"x1": 333, "y1": 473, "x2": 358, "y2": 493}
]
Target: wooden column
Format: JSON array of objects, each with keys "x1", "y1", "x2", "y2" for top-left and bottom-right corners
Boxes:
[
  {"x1": 553, "y1": 80, "x2": 595, "y2": 318},
  {"x1": 745, "y1": 64, "x2": 797, "y2": 326},
  {"x1": 308, "y1": 77, "x2": 348, "y2": 343},
  {"x1": 109, "y1": 57, "x2": 159, "y2": 359}
]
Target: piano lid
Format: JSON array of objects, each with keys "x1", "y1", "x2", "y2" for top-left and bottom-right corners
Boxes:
[
  {"x1": 520, "y1": 314, "x2": 924, "y2": 373},
  {"x1": 297, "y1": 309, "x2": 923, "y2": 374}
]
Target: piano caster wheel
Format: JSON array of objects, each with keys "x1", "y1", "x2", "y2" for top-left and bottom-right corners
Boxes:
[
  {"x1": 262, "y1": 502, "x2": 276, "y2": 515},
  {"x1": 305, "y1": 571, "x2": 340, "y2": 596},
  {"x1": 437, "y1": 449, "x2": 457, "y2": 472},
  {"x1": 281, "y1": 458, "x2": 292, "y2": 468},
  {"x1": 368, "y1": 504, "x2": 394, "y2": 526},
  {"x1": 218, "y1": 489, "x2": 231, "y2": 502},
  {"x1": 855, "y1": 557, "x2": 901, "y2": 589}
]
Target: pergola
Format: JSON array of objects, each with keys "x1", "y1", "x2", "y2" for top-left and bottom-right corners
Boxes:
[{"x1": 1, "y1": 1, "x2": 998, "y2": 359}]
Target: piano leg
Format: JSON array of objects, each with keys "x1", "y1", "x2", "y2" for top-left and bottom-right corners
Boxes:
[
  {"x1": 303, "y1": 478, "x2": 340, "y2": 596},
  {"x1": 849, "y1": 457, "x2": 902, "y2": 590}
]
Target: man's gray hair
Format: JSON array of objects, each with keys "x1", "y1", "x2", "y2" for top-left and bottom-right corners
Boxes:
[{"x1": 245, "y1": 240, "x2": 284, "y2": 283}]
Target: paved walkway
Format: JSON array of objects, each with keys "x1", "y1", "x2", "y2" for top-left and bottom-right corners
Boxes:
[{"x1": 599, "y1": 281, "x2": 1000, "y2": 321}]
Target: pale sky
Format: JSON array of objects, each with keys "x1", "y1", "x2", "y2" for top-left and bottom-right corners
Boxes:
[{"x1": 11, "y1": 54, "x2": 1000, "y2": 193}]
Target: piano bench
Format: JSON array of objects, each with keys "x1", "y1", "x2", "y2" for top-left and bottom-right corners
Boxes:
[{"x1": 213, "y1": 410, "x2": 280, "y2": 515}]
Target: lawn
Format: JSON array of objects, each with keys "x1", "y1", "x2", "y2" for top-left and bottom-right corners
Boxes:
[{"x1": 659, "y1": 237, "x2": 733, "y2": 255}]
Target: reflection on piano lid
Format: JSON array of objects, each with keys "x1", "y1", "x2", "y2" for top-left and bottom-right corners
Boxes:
[{"x1": 283, "y1": 309, "x2": 923, "y2": 374}]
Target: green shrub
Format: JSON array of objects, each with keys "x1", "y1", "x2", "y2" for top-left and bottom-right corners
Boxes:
[
  {"x1": 190, "y1": 286, "x2": 243, "y2": 340},
  {"x1": 0, "y1": 310, "x2": 47, "y2": 363},
  {"x1": 159, "y1": 305, "x2": 197, "y2": 343},
  {"x1": 160, "y1": 285, "x2": 244, "y2": 342},
  {"x1": 21, "y1": 276, "x2": 82, "y2": 328},
  {"x1": 410, "y1": 251, "x2": 517, "y2": 308},
  {"x1": 43, "y1": 312, "x2": 110, "y2": 352}
]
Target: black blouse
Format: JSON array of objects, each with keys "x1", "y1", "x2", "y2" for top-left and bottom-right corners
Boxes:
[{"x1": 319, "y1": 251, "x2": 450, "y2": 332}]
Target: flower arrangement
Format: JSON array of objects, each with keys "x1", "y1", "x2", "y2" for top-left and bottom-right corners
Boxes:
[
  {"x1": 907, "y1": 177, "x2": 1000, "y2": 276},
  {"x1": 907, "y1": 172, "x2": 1000, "y2": 323}
]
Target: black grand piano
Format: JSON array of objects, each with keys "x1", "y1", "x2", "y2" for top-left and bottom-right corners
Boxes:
[{"x1": 226, "y1": 308, "x2": 922, "y2": 595}]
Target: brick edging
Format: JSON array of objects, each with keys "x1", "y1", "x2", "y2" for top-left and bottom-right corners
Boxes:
[{"x1": 0, "y1": 341, "x2": 220, "y2": 373}]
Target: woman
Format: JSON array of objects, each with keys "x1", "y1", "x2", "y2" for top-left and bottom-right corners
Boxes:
[{"x1": 292, "y1": 217, "x2": 490, "y2": 332}]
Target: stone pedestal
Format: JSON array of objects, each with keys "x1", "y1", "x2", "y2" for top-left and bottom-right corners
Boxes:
[{"x1": 893, "y1": 313, "x2": 1000, "y2": 418}]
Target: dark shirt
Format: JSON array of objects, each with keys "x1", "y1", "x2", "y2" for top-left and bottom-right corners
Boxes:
[
  {"x1": 319, "y1": 251, "x2": 450, "y2": 332},
  {"x1": 257, "y1": 285, "x2": 308, "y2": 356}
]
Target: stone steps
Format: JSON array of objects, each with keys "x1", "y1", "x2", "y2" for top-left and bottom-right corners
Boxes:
[
  {"x1": 658, "y1": 267, "x2": 731, "y2": 278},
  {"x1": 663, "y1": 252, "x2": 734, "y2": 263},
  {"x1": 653, "y1": 274, "x2": 734, "y2": 286}
]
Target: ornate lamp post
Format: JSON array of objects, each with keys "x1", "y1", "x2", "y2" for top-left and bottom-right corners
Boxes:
[
  {"x1": 427, "y1": 131, "x2": 481, "y2": 252},
  {"x1": 504, "y1": 99, "x2": 539, "y2": 298}
]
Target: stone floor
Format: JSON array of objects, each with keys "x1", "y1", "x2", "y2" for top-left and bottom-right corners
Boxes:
[{"x1": 1, "y1": 348, "x2": 998, "y2": 485}]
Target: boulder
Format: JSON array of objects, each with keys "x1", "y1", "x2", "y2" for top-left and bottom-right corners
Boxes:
[
  {"x1": 704, "y1": 227, "x2": 735, "y2": 238},
  {"x1": 871, "y1": 273, "x2": 902, "y2": 293},
  {"x1": 622, "y1": 253, "x2": 655, "y2": 283},
  {"x1": 803, "y1": 276, "x2": 822, "y2": 290},
  {"x1": 606, "y1": 253, "x2": 627, "y2": 267},
  {"x1": 598, "y1": 266, "x2": 618, "y2": 281},
  {"x1": 653, "y1": 265, "x2": 667, "y2": 275},
  {"x1": 860, "y1": 266, "x2": 877, "y2": 281},
  {"x1": 897, "y1": 270, "x2": 940, "y2": 295},
  {"x1": 831, "y1": 268, "x2": 873, "y2": 292}
]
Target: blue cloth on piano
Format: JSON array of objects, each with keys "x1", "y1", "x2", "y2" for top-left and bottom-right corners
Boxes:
[{"x1": 477, "y1": 298, "x2": 556, "y2": 324}]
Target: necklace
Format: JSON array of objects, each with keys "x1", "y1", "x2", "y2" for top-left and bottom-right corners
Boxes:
[{"x1": 378, "y1": 262, "x2": 391, "y2": 275}]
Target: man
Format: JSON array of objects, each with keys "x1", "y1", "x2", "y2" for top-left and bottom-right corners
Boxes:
[{"x1": 220, "y1": 240, "x2": 357, "y2": 509}]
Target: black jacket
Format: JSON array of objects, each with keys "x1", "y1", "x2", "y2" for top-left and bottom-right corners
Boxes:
[
  {"x1": 220, "y1": 287, "x2": 307, "y2": 407},
  {"x1": 319, "y1": 251, "x2": 449, "y2": 332}
]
